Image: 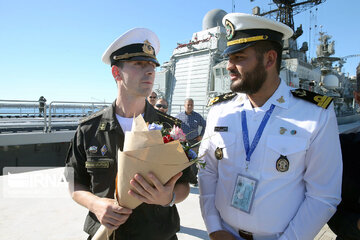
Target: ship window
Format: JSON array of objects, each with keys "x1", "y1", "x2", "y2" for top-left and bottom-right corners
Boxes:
[
  {"x1": 222, "y1": 68, "x2": 227, "y2": 76},
  {"x1": 215, "y1": 68, "x2": 221, "y2": 76}
]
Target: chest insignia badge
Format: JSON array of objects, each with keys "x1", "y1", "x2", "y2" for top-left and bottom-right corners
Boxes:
[
  {"x1": 89, "y1": 146, "x2": 98, "y2": 154},
  {"x1": 276, "y1": 96, "x2": 285, "y2": 103},
  {"x1": 215, "y1": 147, "x2": 223, "y2": 160},
  {"x1": 276, "y1": 155, "x2": 289, "y2": 172},
  {"x1": 99, "y1": 122, "x2": 107, "y2": 131},
  {"x1": 279, "y1": 127, "x2": 287, "y2": 135},
  {"x1": 101, "y1": 145, "x2": 108, "y2": 156},
  {"x1": 290, "y1": 129, "x2": 297, "y2": 135}
]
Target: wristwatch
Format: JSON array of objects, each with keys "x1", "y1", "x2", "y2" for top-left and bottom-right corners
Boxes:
[{"x1": 163, "y1": 192, "x2": 176, "y2": 207}]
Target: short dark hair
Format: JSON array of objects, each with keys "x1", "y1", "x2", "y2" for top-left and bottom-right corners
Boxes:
[
  {"x1": 114, "y1": 61, "x2": 125, "y2": 68},
  {"x1": 253, "y1": 41, "x2": 283, "y2": 73}
]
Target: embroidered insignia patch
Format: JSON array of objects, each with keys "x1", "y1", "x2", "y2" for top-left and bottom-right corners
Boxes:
[
  {"x1": 85, "y1": 161, "x2": 110, "y2": 169},
  {"x1": 99, "y1": 122, "x2": 107, "y2": 131},
  {"x1": 207, "y1": 92, "x2": 237, "y2": 107},
  {"x1": 101, "y1": 145, "x2": 108, "y2": 156},
  {"x1": 89, "y1": 146, "x2": 98, "y2": 154},
  {"x1": 291, "y1": 89, "x2": 333, "y2": 109}
]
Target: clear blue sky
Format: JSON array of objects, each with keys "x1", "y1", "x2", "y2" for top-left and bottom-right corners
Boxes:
[{"x1": 1, "y1": 0, "x2": 359, "y2": 103}]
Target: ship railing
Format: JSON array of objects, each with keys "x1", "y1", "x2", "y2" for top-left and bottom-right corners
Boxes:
[
  {"x1": 0, "y1": 99, "x2": 48, "y2": 133},
  {"x1": 0, "y1": 99, "x2": 111, "y2": 134},
  {"x1": 47, "y1": 101, "x2": 111, "y2": 132}
]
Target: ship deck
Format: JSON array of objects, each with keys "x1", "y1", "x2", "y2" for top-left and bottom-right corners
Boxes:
[{"x1": 0, "y1": 168, "x2": 337, "y2": 240}]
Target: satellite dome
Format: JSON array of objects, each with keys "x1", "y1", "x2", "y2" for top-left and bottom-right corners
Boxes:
[
  {"x1": 323, "y1": 74, "x2": 339, "y2": 89},
  {"x1": 202, "y1": 9, "x2": 227, "y2": 30}
]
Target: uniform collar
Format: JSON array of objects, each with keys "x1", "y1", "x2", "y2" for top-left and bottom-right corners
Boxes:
[
  {"x1": 99, "y1": 101, "x2": 120, "y2": 132},
  {"x1": 100, "y1": 100, "x2": 159, "y2": 132},
  {"x1": 266, "y1": 79, "x2": 290, "y2": 110}
]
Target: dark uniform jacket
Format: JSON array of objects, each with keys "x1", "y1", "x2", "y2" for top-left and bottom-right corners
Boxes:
[
  {"x1": 65, "y1": 100, "x2": 191, "y2": 240},
  {"x1": 336, "y1": 132, "x2": 360, "y2": 213}
]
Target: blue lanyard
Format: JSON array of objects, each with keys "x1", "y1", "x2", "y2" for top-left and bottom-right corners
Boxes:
[{"x1": 241, "y1": 104, "x2": 275, "y2": 168}]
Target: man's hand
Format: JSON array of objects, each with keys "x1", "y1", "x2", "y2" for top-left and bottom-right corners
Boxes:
[
  {"x1": 196, "y1": 136, "x2": 203, "y2": 142},
  {"x1": 209, "y1": 230, "x2": 237, "y2": 240},
  {"x1": 128, "y1": 172, "x2": 183, "y2": 206},
  {"x1": 90, "y1": 197, "x2": 132, "y2": 230}
]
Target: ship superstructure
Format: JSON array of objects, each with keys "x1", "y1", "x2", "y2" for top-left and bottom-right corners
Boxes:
[{"x1": 154, "y1": 5, "x2": 360, "y2": 133}]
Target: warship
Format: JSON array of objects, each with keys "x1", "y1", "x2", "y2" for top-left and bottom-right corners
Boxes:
[
  {"x1": 154, "y1": 0, "x2": 360, "y2": 134},
  {"x1": 1, "y1": 0, "x2": 359, "y2": 171}
]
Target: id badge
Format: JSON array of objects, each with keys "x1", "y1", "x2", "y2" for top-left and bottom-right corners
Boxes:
[{"x1": 231, "y1": 174, "x2": 258, "y2": 213}]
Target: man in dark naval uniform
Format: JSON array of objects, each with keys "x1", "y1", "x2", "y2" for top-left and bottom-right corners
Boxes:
[{"x1": 64, "y1": 28, "x2": 192, "y2": 240}]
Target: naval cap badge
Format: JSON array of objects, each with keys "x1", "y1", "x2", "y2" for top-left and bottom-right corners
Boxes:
[
  {"x1": 225, "y1": 19, "x2": 235, "y2": 40},
  {"x1": 143, "y1": 40, "x2": 155, "y2": 56}
]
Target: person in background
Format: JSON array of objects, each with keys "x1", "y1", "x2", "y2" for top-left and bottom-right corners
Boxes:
[
  {"x1": 176, "y1": 98, "x2": 206, "y2": 185},
  {"x1": 327, "y1": 67, "x2": 360, "y2": 240},
  {"x1": 155, "y1": 98, "x2": 169, "y2": 113},
  {"x1": 176, "y1": 98, "x2": 206, "y2": 148},
  {"x1": 198, "y1": 13, "x2": 342, "y2": 240},
  {"x1": 147, "y1": 91, "x2": 157, "y2": 106},
  {"x1": 38, "y1": 96, "x2": 46, "y2": 116},
  {"x1": 64, "y1": 27, "x2": 190, "y2": 240}
]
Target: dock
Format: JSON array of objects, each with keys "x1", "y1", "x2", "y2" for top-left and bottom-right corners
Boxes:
[{"x1": 0, "y1": 167, "x2": 337, "y2": 240}]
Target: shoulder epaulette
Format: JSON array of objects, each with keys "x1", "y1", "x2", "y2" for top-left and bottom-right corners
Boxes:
[
  {"x1": 79, "y1": 108, "x2": 107, "y2": 124},
  {"x1": 291, "y1": 88, "x2": 333, "y2": 109},
  {"x1": 207, "y1": 92, "x2": 237, "y2": 107},
  {"x1": 155, "y1": 110, "x2": 182, "y2": 127}
]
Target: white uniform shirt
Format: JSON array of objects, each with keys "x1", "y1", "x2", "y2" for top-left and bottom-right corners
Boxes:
[{"x1": 198, "y1": 80, "x2": 342, "y2": 240}]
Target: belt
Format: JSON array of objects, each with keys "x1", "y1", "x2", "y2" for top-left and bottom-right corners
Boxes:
[{"x1": 238, "y1": 229, "x2": 253, "y2": 240}]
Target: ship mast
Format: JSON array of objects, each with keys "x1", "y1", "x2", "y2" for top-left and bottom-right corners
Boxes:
[{"x1": 253, "y1": 0, "x2": 326, "y2": 35}]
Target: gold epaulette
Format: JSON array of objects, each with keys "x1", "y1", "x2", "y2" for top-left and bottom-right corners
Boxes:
[
  {"x1": 155, "y1": 110, "x2": 182, "y2": 127},
  {"x1": 207, "y1": 92, "x2": 237, "y2": 107},
  {"x1": 79, "y1": 108, "x2": 107, "y2": 124},
  {"x1": 291, "y1": 89, "x2": 333, "y2": 109}
]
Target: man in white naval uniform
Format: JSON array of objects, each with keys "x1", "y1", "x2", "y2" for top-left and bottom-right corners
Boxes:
[{"x1": 198, "y1": 13, "x2": 342, "y2": 240}]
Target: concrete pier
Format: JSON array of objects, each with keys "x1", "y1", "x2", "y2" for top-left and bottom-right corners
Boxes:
[{"x1": 0, "y1": 168, "x2": 337, "y2": 240}]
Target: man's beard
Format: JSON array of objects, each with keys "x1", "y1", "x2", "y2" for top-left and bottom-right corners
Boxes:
[{"x1": 230, "y1": 59, "x2": 267, "y2": 95}]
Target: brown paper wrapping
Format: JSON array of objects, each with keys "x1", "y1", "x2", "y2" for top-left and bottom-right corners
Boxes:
[{"x1": 92, "y1": 115, "x2": 194, "y2": 240}]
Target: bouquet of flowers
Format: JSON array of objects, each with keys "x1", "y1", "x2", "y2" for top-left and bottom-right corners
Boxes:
[{"x1": 148, "y1": 122, "x2": 206, "y2": 168}]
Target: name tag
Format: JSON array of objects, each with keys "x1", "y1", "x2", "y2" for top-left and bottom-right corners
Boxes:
[
  {"x1": 214, "y1": 126, "x2": 228, "y2": 132},
  {"x1": 85, "y1": 161, "x2": 110, "y2": 169}
]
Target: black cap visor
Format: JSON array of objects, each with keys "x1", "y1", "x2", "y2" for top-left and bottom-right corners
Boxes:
[
  {"x1": 222, "y1": 42, "x2": 256, "y2": 56},
  {"x1": 124, "y1": 56, "x2": 160, "y2": 67}
]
